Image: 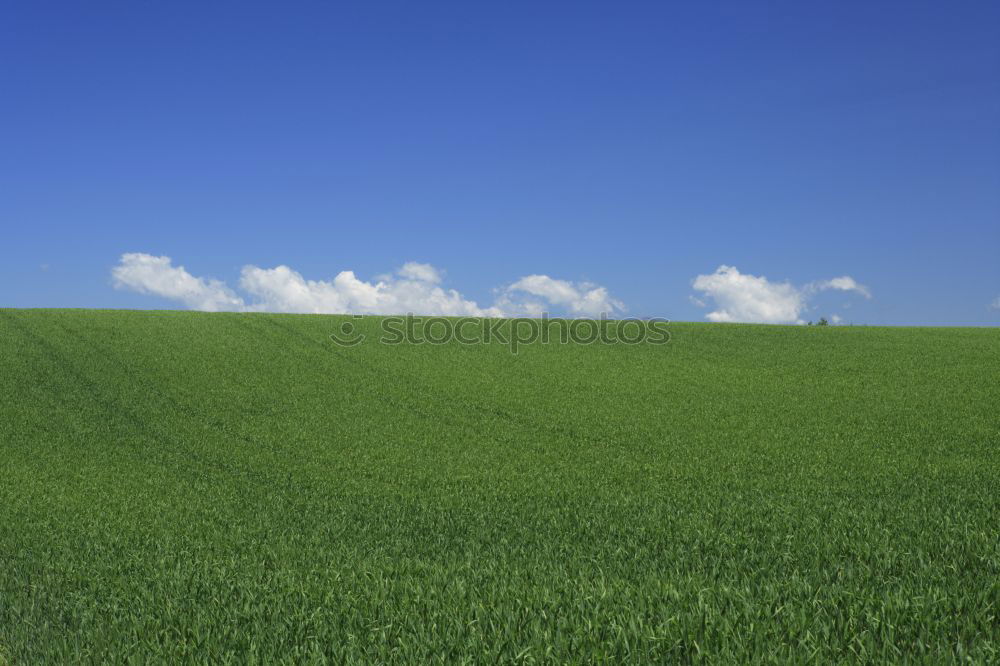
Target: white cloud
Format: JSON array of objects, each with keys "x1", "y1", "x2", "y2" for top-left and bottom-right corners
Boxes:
[
  {"x1": 112, "y1": 253, "x2": 245, "y2": 312},
  {"x1": 810, "y1": 276, "x2": 872, "y2": 299},
  {"x1": 239, "y1": 264, "x2": 500, "y2": 316},
  {"x1": 112, "y1": 253, "x2": 622, "y2": 318},
  {"x1": 396, "y1": 262, "x2": 441, "y2": 284},
  {"x1": 691, "y1": 265, "x2": 871, "y2": 325},
  {"x1": 990, "y1": 296, "x2": 1000, "y2": 311},
  {"x1": 497, "y1": 275, "x2": 624, "y2": 318},
  {"x1": 831, "y1": 314, "x2": 843, "y2": 324},
  {"x1": 692, "y1": 265, "x2": 805, "y2": 324}
]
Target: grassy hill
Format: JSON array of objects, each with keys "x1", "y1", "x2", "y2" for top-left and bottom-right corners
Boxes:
[{"x1": 1, "y1": 309, "x2": 998, "y2": 663}]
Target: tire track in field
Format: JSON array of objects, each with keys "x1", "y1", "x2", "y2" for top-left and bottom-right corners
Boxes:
[
  {"x1": 42, "y1": 313, "x2": 513, "y2": 490},
  {"x1": 47, "y1": 314, "x2": 354, "y2": 494},
  {"x1": 1, "y1": 311, "x2": 301, "y2": 491}
]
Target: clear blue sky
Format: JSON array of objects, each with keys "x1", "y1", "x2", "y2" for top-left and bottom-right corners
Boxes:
[{"x1": 3, "y1": 1, "x2": 998, "y2": 324}]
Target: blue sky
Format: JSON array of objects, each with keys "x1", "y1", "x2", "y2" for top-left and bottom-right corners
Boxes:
[{"x1": 3, "y1": 1, "x2": 998, "y2": 324}]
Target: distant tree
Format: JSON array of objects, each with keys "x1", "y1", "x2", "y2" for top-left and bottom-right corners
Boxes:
[{"x1": 817, "y1": 317, "x2": 829, "y2": 326}]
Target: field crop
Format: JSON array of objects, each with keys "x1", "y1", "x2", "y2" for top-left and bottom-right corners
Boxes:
[{"x1": 1, "y1": 309, "x2": 998, "y2": 663}]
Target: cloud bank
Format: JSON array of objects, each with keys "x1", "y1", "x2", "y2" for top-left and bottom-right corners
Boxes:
[
  {"x1": 691, "y1": 265, "x2": 870, "y2": 325},
  {"x1": 112, "y1": 253, "x2": 624, "y2": 318},
  {"x1": 111, "y1": 253, "x2": 245, "y2": 312}
]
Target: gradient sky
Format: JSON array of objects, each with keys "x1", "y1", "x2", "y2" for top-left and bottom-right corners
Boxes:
[{"x1": 3, "y1": 1, "x2": 998, "y2": 324}]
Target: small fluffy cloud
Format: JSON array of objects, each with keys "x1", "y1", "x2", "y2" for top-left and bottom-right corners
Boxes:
[
  {"x1": 112, "y1": 253, "x2": 622, "y2": 318},
  {"x1": 112, "y1": 253, "x2": 245, "y2": 312},
  {"x1": 692, "y1": 266, "x2": 805, "y2": 324},
  {"x1": 497, "y1": 275, "x2": 624, "y2": 318},
  {"x1": 691, "y1": 265, "x2": 870, "y2": 325},
  {"x1": 396, "y1": 262, "x2": 441, "y2": 284},
  {"x1": 990, "y1": 296, "x2": 1000, "y2": 311},
  {"x1": 810, "y1": 276, "x2": 872, "y2": 299}
]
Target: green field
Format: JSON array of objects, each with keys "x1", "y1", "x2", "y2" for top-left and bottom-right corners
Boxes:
[{"x1": 1, "y1": 309, "x2": 998, "y2": 663}]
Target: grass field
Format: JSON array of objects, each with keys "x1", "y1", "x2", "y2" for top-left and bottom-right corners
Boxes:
[{"x1": 1, "y1": 309, "x2": 998, "y2": 663}]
